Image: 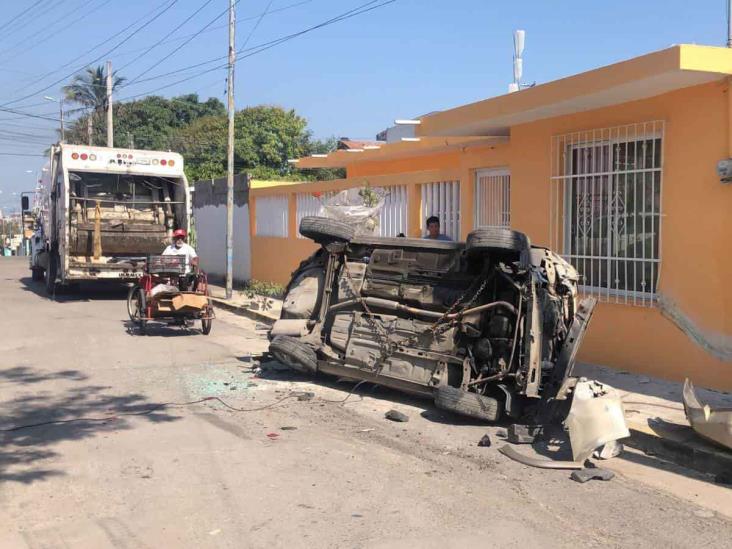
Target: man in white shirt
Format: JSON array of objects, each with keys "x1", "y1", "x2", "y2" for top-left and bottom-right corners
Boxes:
[{"x1": 162, "y1": 228, "x2": 198, "y2": 277}]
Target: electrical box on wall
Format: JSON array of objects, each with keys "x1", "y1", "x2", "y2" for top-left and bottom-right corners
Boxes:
[{"x1": 716, "y1": 159, "x2": 732, "y2": 183}]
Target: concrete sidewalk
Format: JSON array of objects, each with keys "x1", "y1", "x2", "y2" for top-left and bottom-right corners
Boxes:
[
  {"x1": 207, "y1": 288, "x2": 731, "y2": 479},
  {"x1": 208, "y1": 283, "x2": 281, "y2": 325}
]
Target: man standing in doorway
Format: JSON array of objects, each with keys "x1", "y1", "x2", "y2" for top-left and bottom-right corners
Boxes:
[{"x1": 423, "y1": 216, "x2": 452, "y2": 241}]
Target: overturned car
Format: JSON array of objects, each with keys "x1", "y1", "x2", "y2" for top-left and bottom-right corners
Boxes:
[{"x1": 269, "y1": 217, "x2": 628, "y2": 460}]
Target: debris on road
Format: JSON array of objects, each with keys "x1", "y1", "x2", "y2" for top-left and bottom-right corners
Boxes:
[
  {"x1": 295, "y1": 391, "x2": 315, "y2": 401},
  {"x1": 266, "y1": 432, "x2": 280, "y2": 439},
  {"x1": 594, "y1": 440, "x2": 624, "y2": 460},
  {"x1": 498, "y1": 445, "x2": 584, "y2": 470},
  {"x1": 507, "y1": 424, "x2": 542, "y2": 444},
  {"x1": 385, "y1": 410, "x2": 409, "y2": 422},
  {"x1": 570, "y1": 467, "x2": 615, "y2": 483},
  {"x1": 683, "y1": 378, "x2": 732, "y2": 450},
  {"x1": 477, "y1": 434, "x2": 492, "y2": 447},
  {"x1": 281, "y1": 426, "x2": 297, "y2": 431}
]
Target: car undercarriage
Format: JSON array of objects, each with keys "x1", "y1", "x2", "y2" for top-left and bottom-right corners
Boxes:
[{"x1": 269, "y1": 216, "x2": 629, "y2": 462}]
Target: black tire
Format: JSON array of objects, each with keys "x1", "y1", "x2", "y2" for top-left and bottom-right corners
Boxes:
[
  {"x1": 127, "y1": 286, "x2": 147, "y2": 332},
  {"x1": 31, "y1": 267, "x2": 44, "y2": 282},
  {"x1": 45, "y1": 252, "x2": 58, "y2": 296},
  {"x1": 201, "y1": 305, "x2": 213, "y2": 335},
  {"x1": 434, "y1": 385, "x2": 501, "y2": 422},
  {"x1": 465, "y1": 227, "x2": 530, "y2": 254},
  {"x1": 299, "y1": 216, "x2": 355, "y2": 245},
  {"x1": 269, "y1": 335, "x2": 318, "y2": 374}
]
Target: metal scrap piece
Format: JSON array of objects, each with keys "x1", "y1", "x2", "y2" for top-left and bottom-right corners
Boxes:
[
  {"x1": 570, "y1": 467, "x2": 615, "y2": 483},
  {"x1": 682, "y1": 379, "x2": 732, "y2": 450},
  {"x1": 498, "y1": 445, "x2": 584, "y2": 470},
  {"x1": 564, "y1": 380, "x2": 630, "y2": 462}
]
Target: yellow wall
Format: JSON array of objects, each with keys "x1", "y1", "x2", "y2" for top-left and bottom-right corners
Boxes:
[{"x1": 249, "y1": 80, "x2": 731, "y2": 390}]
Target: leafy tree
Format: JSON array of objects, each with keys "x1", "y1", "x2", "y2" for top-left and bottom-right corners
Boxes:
[{"x1": 62, "y1": 65, "x2": 126, "y2": 146}]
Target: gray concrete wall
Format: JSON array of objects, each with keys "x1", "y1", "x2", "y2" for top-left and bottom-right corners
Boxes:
[{"x1": 192, "y1": 174, "x2": 250, "y2": 283}]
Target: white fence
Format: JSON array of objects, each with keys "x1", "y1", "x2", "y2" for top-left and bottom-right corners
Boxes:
[
  {"x1": 255, "y1": 195, "x2": 289, "y2": 237},
  {"x1": 421, "y1": 180, "x2": 461, "y2": 239},
  {"x1": 475, "y1": 168, "x2": 510, "y2": 228},
  {"x1": 549, "y1": 121, "x2": 664, "y2": 306},
  {"x1": 377, "y1": 185, "x2": 408, "y2": 237}
]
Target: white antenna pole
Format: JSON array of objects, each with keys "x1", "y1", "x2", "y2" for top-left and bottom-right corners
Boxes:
[
  {"x1": 728, "y1": 0, "x2": 732, "y2": 47},
  {"x1": 509, "y1": 29, "x2": 525, "y2": 93}
]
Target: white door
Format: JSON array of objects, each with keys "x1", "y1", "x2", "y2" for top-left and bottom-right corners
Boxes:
[{"x1": 475, "y1": 168, "x2": 510, "y2": 228}]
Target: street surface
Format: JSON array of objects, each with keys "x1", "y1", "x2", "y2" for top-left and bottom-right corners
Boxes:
[{"x1": 0, "y1": 256, "x2": 730, "y2": 548}]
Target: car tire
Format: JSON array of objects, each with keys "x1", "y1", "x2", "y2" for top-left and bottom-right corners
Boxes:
[
  {"x1": 465, "y1": 227, "x2": 530, "y2": 254},
  {"x1": 299, "y1": 216, "x2": 355, "y2": 245},
  {"x1": 31, "y1": 267, "x2": 44, "y2": 282},
  {"x1": 434, "y1": 385, "x2": 501, "y2": 422},
  {"x1": 269, "y1": 335, "x2": 318, "y2": 374}
]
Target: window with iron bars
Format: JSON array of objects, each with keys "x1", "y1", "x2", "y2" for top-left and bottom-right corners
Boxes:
[{"x1": 549, "y1": 121, "x2": 663, "y2": 306}]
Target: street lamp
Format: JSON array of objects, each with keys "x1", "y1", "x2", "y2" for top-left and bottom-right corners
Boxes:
[{"x1": 44, "y1": 95, "x2": 64, "y2": 142}]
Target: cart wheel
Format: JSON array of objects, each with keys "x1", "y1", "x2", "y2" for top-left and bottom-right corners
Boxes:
[
  {"x1": 127, "y1": 286, "x2": 147, "y2": 333},
  {"x1": 201, "y1": 306, "x2": 213, "y2": 335}
]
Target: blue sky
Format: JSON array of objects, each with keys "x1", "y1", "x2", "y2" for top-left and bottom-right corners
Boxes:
[{"x1": 0, "y1": 0, "x2": 727, "y2": 212}]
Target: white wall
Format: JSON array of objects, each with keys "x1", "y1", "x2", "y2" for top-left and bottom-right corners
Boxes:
[
  {"x1": 192, "y1": 174, "x2": 250, "y2": 283},
  {"x1": 194, "y1": 203, "x2": 251, "y2": 282}
]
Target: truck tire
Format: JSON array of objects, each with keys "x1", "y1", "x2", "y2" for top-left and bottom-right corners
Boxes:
[
  {"x1": 434, "y1": 385, "x2": 501, "y2": 422},
  {"x1": 299, "y1": 216, "x2": 355, "y2": 245},
  {"x1": 45, "y1": 252, "x2": 58, "y2": 295},
  {"x1": 269, "y1": 335, "x2": 318, "y2": 374},
  {"x1": 31, "y1": 267, "x2": 44, "y2": 282}
]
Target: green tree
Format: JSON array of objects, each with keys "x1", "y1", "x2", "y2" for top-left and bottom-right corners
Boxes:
[
  {"x1": 175, "y1": 105, "x2": 314, "y2": 181},
  {"x1": 62, "y1": 65, "x2": 126, "y2": 146}
]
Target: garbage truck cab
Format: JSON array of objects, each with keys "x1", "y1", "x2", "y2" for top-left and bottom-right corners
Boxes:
[{"x1": 32, "y1": 144, "x2": 191, "y2": 293}]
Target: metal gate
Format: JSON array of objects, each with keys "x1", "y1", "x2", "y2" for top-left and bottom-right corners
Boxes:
[
  {"x1": 377, "y1": 185, "x2": 408, "y2": 237},
  {"x1": 475, "y1": 168, "x2": 510, "y2": 228},
  {"x1": 420, "y1": 180, "x2": 460, "y2": 239}
]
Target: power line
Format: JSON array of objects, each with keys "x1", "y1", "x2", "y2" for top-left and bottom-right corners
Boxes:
[
  {"x1": 124, "y1": 0, "x2": 244, "y2": 87},
  {"x1": 0, "y1": 0, "x2": 68, "y2": 47},
  {"x1": 0, "y1": 153, "x2": 46, "y2": 157},
  {"x1": 0, "y1": 0, "x2": 47, "y2": 36},
  {"x1": 116, "y1": 0, "x2": 217, "y2": 73},
  {"x1": 0, "y1": 0, "x2": 113, "y2": 63},
  {"x1": 117, "y1": 0, "x2": 396, "y2": 100},
  {"x1": 10, "y1": 0, "x2": 171, "y2": 95},
  {"x1": 1, "y1": 0, "x2": 179, "y2": 107}
]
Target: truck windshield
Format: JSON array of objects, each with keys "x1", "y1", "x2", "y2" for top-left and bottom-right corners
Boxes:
[{"x1": 68, "y1": 171, "x2": 182, "y2": 208}]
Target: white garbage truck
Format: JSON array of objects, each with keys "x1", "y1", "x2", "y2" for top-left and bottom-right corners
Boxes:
[{"x1": 30, "y1": 144, "x2": 191, "y2": 293}]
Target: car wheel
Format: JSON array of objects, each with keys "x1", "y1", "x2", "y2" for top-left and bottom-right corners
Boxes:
[
  {"x1": 269, "y1": 335, "x2": 318, "y2": 374},
  {"x1": 434, "y1": 385, "x2": 501, "y2": 422},
  {"x1": 465, "y1": 227, "x2": 530, "y2": 255},
  {"x1": 299, "y1": 216, "x2": 355, "y2": 245}
]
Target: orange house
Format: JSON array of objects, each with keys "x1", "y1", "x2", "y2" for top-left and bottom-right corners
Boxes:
[{"x1": 250, "y1": 44, "x2": 731, "y2": 391}]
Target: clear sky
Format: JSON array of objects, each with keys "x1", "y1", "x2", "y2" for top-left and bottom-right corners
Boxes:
[{"x1": 0, "y1": 0, "x2": 727, "y2": 213}]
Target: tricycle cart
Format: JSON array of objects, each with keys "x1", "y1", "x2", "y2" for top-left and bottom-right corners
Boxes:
[{"x1": 127, "y1": 255, "x2": 214, "y2": 334}]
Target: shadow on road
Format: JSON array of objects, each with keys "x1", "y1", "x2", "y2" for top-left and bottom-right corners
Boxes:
[
  {"x1": 122, "y1": 320, "x2": 207, "y2": 338},
  {"x1": 0, "y1": 367, "x2": 180, "y2": 484},
  {"x1": 19, "y1": 276, "x2": 129, "y2": 303}
]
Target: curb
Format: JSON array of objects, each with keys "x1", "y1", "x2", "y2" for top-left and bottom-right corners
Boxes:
[
  {"x1": 210, "y1": 297, "x2": 277, "y2": 326},
  {"x1": 624, "y1": 420, "x2": 732, "y2": 478}
]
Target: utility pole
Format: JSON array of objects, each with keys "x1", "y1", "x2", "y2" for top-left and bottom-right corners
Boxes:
[
  {"x1": 59, "y1": 98, "x2": 64, "y2": 142},
  {"x1": 128, "y1": 132, "x2": 135, "y2": 149},
  {"x1": 225, "y1": 0, "x2": 236, "y2": 299},
  {"x1": 106, "y1": 59, "x2": 113, "y2": 147}
]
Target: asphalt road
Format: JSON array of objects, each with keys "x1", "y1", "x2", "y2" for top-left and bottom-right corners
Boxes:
[{"x1": 0, "y1": 256, "x2": 730, "y2": 548}]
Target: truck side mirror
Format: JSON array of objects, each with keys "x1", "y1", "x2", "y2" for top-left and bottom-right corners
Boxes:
[{"x1": 21, "y1": 196, "x2": 29, "y2": 211}]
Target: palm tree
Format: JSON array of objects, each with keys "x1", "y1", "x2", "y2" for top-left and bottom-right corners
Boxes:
[{"x1": 62, "y1": 65, "x2": 126, "y2": 146}]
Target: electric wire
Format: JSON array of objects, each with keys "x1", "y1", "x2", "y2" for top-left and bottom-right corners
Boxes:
[
  {"x1": 116, "y1": 0, "x2": 396, "y2": 101},
  {"x1": 11, "y1": 0, "x2": 172, "y2": 93},
  {"x1": 1, "y1": 0, "x2": 180, "y2": 107},
  {"x1": 0, "y1": 0, "x2": 47, "y2": 36},
  {"x1": 0, "y1": 393, "x2": 309, "y2": 433}
]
